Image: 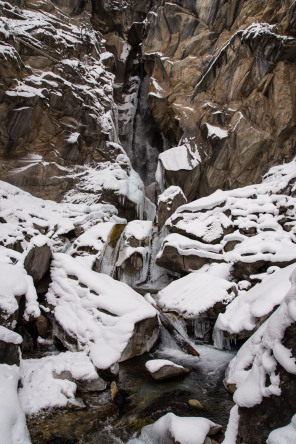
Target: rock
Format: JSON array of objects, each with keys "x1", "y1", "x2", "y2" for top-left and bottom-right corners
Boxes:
[
  {"x1": 0, "y1": 326, "x2": 22, "y2": 365},
  {"x1": 119, "y1": 315, "x2": 159, "y2": 362},
  {"x1": 188, "y1": 399, "x2": 203, "y2": 409},
  {"x1": 145, "y1": 358, "x2": 190, "y2": 380},
  {"x1": 157, "y1": 186, "x2": 187, "y2": 229},
  {"x1": 24, "y1": 241, "x2": 51, "y2": 283},
  {"x1": 110, "y1": 380, "x2": 118, "y2": 400},
  {"x1": 53, "y1": 370, "x2": 107, "y2": 392},
  {"x1": 142, "y1": 2, "x2": 296, "y2": 200}
]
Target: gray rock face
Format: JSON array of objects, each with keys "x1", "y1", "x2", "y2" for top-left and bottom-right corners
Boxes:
[
  {"x1": 119, "y1": 315, "x2": 159, "y2": 362},
  {"x1": 158, "y1": 186, "x2": 187, "y2": 229},
  {"x1": 24, "y1": 244, "x2": 52, "y2": 283}
]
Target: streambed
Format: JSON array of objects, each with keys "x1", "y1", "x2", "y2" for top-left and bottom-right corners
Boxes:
[{"x1": 27, "y1": 333, "x2": 235, "y2": 443}]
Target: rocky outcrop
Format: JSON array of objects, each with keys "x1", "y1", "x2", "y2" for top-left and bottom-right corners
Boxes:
[{"x1": 142, "y1": 1, "x2": 296, "y2": 199}]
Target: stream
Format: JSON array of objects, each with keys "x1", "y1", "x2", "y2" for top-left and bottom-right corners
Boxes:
[{"x1": 27, "y1": 325, "x2": 236, "y2": 443}]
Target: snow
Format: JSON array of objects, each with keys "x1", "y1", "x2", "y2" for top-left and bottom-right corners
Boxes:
[
  {"x1": 128, "y1": 413, "x2": 217, "y2": 444},
  {"x1": 225, "y1": 267, "x2": 296, "y2": 408},
  {"x1": 19, "y1": 351, "x2": 98, "y2": 415},
  {"x1": 158, "y1": 185, "x2": 186, "y2": 204},
  {"x1": 0, "y1": 326, "x2": 22, "y2": 345},
  {"x1": 221, "y1": 405, "x2": 239, "y2": 444},
  {"x1": 0, "y1": 263, "x2": 40, "y2": 325},
  {"x1": 206, "y1": 123, "x2": 228, "y2": 139},
  {"x1": 267, "y1": 415, "x2": 296, "y2": 444},
  {"x1": 124, "y1": 220, "x2": 153, "y2": 241},
  {"x1": 145, "y1": 359, "x2": 183, "y2": 373},
  {"x1": 156, "y1": 269, "x2": 235, "y2": 318},
  {"x1": 46, "y1": 253, "x2": 157, "y2": 369},
  {"x1": 0, "y1": 364, "x2": 31, "y2": 444},
  {"x1": 214, "y1": 264, "x2": 296, "y2": 337},
  {"x1": 158, "y1": 145, "x2": 199, "y2": 172}
]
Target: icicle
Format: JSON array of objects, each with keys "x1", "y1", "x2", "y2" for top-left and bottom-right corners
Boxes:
[{"x1": 213, "y1": 326, "x2": 232, "y2": 350}]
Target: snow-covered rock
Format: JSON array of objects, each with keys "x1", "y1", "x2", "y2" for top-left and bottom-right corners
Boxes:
[
  {"x1": 19, "y1": 351, "x2": 104, "y2": 415},
  {"x1": 0, "y1": 326, "x2": 22, "y2": 365},
  {"x1": 267, "y1": 414, "x2": 296, "y2": 444},
  {"x1": 157, "y1": 158, "x2": 296, "y2": 277},
  {"x1": 46, "y1": 253, "x2": 159, "y2": 370},
  {"x1": 127, "y1": 412, "x2": 220, "y2": 444},
  {"x1": 223, "y1": 266, "x2": 296, "y2": 442},
  {"x1": 214, "y1": 264, "x2": 296, "y2": 345},
  {"x1": 156, "y1": 265, "x2": 235, "y2": 320},
  {"x1": 145, "y1": 359, "x2": 190, "y2": 380},
  {"x1": 157, "y1": 186, "x2": 187, "y2": 229}
]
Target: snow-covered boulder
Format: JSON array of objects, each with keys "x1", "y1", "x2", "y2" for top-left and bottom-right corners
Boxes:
[
  {"x1": 19, "y1": 351, "x2": 105, "y2": 415},
  {"x1": 214, "y1": 264, "x2": 296, "y2": 346},
  {"x1": 223, "y1": 266, "x2": 296, "y2": 443},
  {"x1": 127, "y1": 412, "x2": 221, "y2": 444},
  {"x1": 0, "y1": 263, "x2": 40, "y2": 329},
  {"x1": 46, "y1": 253, "x2": 159, "y2": 370},
  {"x1": 157, "y1": 158, "x2": 296, "y2": 278},
  {"x1": 145, "y1": 359, "x2": 190, "y2": 380},
  {"x1": 267, "y1": 415, "x2": 296, "y2": 444},
  {"x1": 156, "y1": 264, "x2": 235, "y2": 320},
  {"x1": 155, "y1": 144, "x2": 201, "y2": 201},
  {"x1": 23, "y1": 236, "x2": 52, "y2": 283},
  {"x1": 157, "y1": 186, "x2": 187, "y2": 229}
]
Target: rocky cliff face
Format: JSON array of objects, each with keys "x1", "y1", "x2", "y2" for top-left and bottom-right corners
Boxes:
[{"x1": 142, "y1": 0, "x2": 296, "y2": 199}]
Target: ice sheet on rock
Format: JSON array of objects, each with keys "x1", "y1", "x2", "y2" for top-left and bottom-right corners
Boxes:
[
  {"x1": 215, "y1": 264, "x2": 296, "y2": 336},
  {"x1": 127, "y1": 412, "x2": 217, "y2": 444},
  {"x1": 267, "y1": 414, "x2": 296, "y2": 444},
  {"x1": 47, "y1": 253, "x2": 156, "y2": 369},
  {"x1": 0, "y1": 364, "x2": 31, "y2": 444},
  {"x1": 0, "y1": 263, "x2": 40, "y2": 324},
  {"x1": 156, "y1": 269, "x2": 235, "y2": 318},
  {"x1": 19, "y1": 351, "x2": 98, "y2": 415},
  {"x1": 225, "y1": 267, "x2": 296, "y2": 408}
]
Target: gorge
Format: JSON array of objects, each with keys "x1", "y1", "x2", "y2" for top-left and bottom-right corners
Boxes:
[{"x1": 1, "y1": 0, "x2": 296, "y2": 443}]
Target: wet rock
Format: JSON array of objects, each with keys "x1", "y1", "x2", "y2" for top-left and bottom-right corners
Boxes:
[
  {"x1": 188, "y1": 399, "x2": 203, "y2": 409},
  {"x1": 145, "y1": 359, "x2": 190, "y2": 380},
  {"x1": 0, "y1": 326, "x2": 22, "y2": 365},
  {"x1": 53, "y1": 370, "x2": 108, "y2": 393},
  {"x1": 24, "y1": 242, "x2": 52, "y2": 283}
]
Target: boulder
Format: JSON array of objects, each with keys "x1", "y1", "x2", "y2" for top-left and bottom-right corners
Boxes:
[
  {"x1": 0, "y1": 326, "x2": 22, "y2": 366},
  {"x1": 157, "y1": 186, "x2": 187, "y2": 229},
  {"x1": 24, "y1": 240, "x2": 51, "y2": 283},
  {"x1": 145, "y1": 359, "x2": 190, "y2": 380}
]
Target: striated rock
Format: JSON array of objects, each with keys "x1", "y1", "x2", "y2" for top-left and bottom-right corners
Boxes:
[
  {"x1": 145, "y1": 359, "x2": 190, "y2": 380},
  {"x1": 143, "y1": 2, "x2": 296, "y2": 199}
]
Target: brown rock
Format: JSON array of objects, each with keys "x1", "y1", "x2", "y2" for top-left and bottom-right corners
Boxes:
[{"x1": 24, "y1": 243, "x2": 52, "y2": 283}]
